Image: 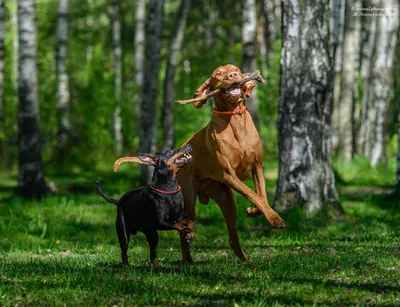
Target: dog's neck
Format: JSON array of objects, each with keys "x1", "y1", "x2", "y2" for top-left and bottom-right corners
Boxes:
[
  {"x1": 213, "y1": 96, "x2": 245, "y2": 113},
  {"x1": 150, "y1": 172, "x2": 179, "y2": 192}
]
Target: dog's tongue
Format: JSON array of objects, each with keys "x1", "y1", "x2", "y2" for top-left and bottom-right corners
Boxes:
[{"x1": 228, "y1": 88, "x2": 241, "y2": 96}]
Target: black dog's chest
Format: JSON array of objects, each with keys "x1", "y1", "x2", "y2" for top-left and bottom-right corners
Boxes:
[{"x1": 120, "y1": 188, "x2": 185, "y2": 230}]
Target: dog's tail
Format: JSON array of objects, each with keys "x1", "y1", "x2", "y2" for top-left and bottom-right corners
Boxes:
[{"x1": 96, "y1": 179, "x2": 118, "y2": 206}]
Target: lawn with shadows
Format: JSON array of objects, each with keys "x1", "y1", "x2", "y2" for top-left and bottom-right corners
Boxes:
[{"x1": 0, "y1": 160, "x2": 399, "y2": 306}]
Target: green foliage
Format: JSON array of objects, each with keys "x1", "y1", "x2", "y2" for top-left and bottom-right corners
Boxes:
[{"x1": 0, "y1": 163, "x2": 399, "y2": 306}]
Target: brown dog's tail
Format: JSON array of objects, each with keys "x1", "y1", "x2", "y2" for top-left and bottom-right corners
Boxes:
[{"x1": 96, "y1": 180, "x2": 118, "y2": 206}]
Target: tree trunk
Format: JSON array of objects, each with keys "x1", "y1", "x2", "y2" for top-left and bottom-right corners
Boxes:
[
  {"x1": 139, "y1": 0, "x2": 164, "y2": 185},
  {"x1": 242, "y1": 0, "x2": 260, "y2": 131},
  {"x1": 275, "y1": 0, "x2": 342, "y2": 216},
  {"x1": 359, "y1": 0, "x2": 398, "y2": 167},
  {"x1": 162, "y1": 0, "x2": 190, "y2": 151},
  {"x1": 55, "y1": 0, "x2": 72, "y2": 160},
  {"x1": 0, "y1": 0, "x2": 4, "y2": 135},
  {"x1": 17, "y1": 0, "x2": 49, "y2": 198},
  {"x1": 331, "y1": 0, "x2": 344, "y2": 153},
  {"x1": 11, "y1": 0, "x2": 18, "y2": 89},
  {"x1": 112, "y1": 0, "x2": 122, "y2": 155},
  {"x1": 133, "y1": 0, "x2": 146, "y2": 109},
  {"x1": 337, "y1": 0, "x2": 361, "y2": 160}
]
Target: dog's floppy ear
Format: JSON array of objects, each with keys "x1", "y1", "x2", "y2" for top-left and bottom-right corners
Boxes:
[
  {"x1": 113, "y1": 156, "x2": 150, "y2": 172},
  {"x1": 193, "y1": 77, "x2": 211, "y2": 108},
  {"x1": 243, "y1": 80, "x2": 256, "y2": 98},
  {"x1": 138, "y1": 153, "x2": 158, "y2": 165}
]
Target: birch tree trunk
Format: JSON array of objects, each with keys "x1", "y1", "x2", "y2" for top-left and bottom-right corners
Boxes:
[
  {"x1": 139, "y1": 0, "x2": 164, "y2": 185},
  {"x1": 242, "y1": 0, "x2": 260, "y2": 131},
  {"x1": 275, "y1": 0, "x2": 342, "y2": 216},
  {"x1": 0, "y1": 0, "x2": 4, "y2": 136},
  {"x1": 17, "y1": 0, "x2": 49, "y2": 198},
  {"x1": 162, "y1": 0, "x2": 190, "y2": 151},
  {"x1": 133, "y1": 0, "x2": 146, "y2": 109},
  {"x1": 0, "y1": 0, "x2": 4, "y2": 168},
  {"x1": 359, "y1": 0, "x2": 398, "y2": 167},
  {"x1": 55, "y1": 0, "x2": 72, "y2": 159},
  {"x1": 337, "y1": 0, "x2": 361, "y2": 160},
  {"x1": 112, "y1": 0, "x2": 122, "y2": 155},
  {"x1": 331, "y1": 0, "x2": 344, "y2": 153}
]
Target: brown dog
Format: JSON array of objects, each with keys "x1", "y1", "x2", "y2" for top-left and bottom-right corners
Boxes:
[{"x1": 176, "y1": 64, "x2": 285, "y2": 263}]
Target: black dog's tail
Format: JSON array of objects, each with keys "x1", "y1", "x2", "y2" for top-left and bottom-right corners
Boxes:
[{"x1": 96, "y1": 179, "x2": 118, "y2": 206}]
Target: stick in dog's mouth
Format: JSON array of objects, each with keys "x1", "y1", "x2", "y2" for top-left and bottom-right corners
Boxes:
[{"x1": 175, "y1": 69, "x2": 265, "y2": 105}]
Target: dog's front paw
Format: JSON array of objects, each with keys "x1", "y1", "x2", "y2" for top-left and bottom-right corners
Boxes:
[{"x1": 181, "y1": 227, "x2": 194, "y2": 244}]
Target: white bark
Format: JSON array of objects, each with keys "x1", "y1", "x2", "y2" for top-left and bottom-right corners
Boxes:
[
  {"x1": 275, "y1": 0, "x2": 342, "y2": 216},
  {"x1": 18, "y1": 0, "x2": 49, "y2": 197},
  {"x1": 162, "y1": 0, "x2": 191, "y2": 151},
  {"x1": 134, "y1": 0, "x2": 146, "y2": 109},
  {"x1": 331, "y1": 0, "x2": 344, "y2": 153},
  {"x1": 359, "y1": 0, "x2": 398, "y2": 167},
  {"x1": 11, "y1": 0, "x2": 18, "y2": 89},
  {"x1": 56, "y1": 0, "x2": 71, "y2": 155},
  {"x1": 242, "y1": 0, "x2": 260, "y2": 131},
  {"x1": 112, "y1": 0, "x2": 122, "y2": 155},
  {"x1": 337, "y1": 0, "x2": 361, "y2": 160}
]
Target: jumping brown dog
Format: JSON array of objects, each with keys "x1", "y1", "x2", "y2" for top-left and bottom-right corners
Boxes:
[
  {"x1": 175, "y1": 64, "x2": 285, "y2": 263},
  {"x1": 116, "y1": 64, "x2": 285, "y2": 263}
]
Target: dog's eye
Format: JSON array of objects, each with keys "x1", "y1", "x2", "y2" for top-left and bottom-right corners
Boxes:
[{"x1": 215, "y1": 71, "x2": 221, "y2": 76}]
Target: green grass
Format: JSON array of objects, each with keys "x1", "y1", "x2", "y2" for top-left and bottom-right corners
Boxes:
[{"x1": 0, "y1": 162, "x2": 399, "y2": 306}]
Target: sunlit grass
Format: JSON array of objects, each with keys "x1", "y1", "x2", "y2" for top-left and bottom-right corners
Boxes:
[{"x1": 0, "y1": 160, "x2": 399, "y2": 306}]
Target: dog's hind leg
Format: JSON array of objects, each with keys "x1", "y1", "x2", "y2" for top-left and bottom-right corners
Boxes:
[
  {"x1": 116, "y1": 207, "x2": 130, "y2": 269},
  {"x1": 203, "y1": 180, "x2": 249, "y2": 262},
  {"x1": 143, "y1": 230, "x2": 159, "y2": 272}
]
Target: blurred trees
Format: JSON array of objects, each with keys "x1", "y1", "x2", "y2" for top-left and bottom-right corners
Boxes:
[
  {"x1": 242, "y1": 0, "x2": 259, "y2": 131},
  {"x1": 162, "y1": 0, "x2": 191, "y2": 151},
  {"x1": 17, "y1": 0, "x2": 49, "y2": 197},
  {"x1": 139, "y1": 0, "x2": 164, "y2": 185},
  {"x1": 0, "y1": 0, "x2": 396, "y2": 194},
  {"x1": 112, "y1": 0, "x2": 122, "y2": 155},
  {"x1": 0, "y1": 0, "x2": 4, "y2": 165},
  {"x1": 55, "y1": 0, "x2": 72, "y2": 160}
]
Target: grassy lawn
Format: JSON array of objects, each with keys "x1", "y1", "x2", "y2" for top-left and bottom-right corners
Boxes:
[{"x1": 0, "y1": 161, "x2": 399, "y2": 306}]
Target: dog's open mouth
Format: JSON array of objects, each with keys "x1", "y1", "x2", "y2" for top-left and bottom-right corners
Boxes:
[
  {"x1": 221, "y1": 86, "x2": 242, "y2": 97},
  {"x1": 174, "y1": 150, "x2": 192, "y2": 165}
]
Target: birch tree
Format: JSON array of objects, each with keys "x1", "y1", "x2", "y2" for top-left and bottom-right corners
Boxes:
[
  {"x1": 139, "y1": 0, "x2": 164, "y2": 185},
  {"x1": 337, "y1": 0, "x2": 361, "y2": 160},
  {"x1": 0, "y1": 0, "x2": 4, "y2": 142},
  {"x1": 242, "y1": 0, "x2": 260, "y2": 131},
  {"x1": 162, "y1": 0, "x2": 190, "y2": 150},
  {"x1": 133, "y1": 0, "x2": 146, "y2": 109},
  {"x1": 275, "y1": 0, "x2": 343, "y2": 216},
  {"x1": 17, "y1": 0, "x2": 49, "y2": 198},
  {"x1": 55, "y1": 0, "x2": 72, "y2": 158},
  {"x1": 359, "y1": 0, "x2": 398, "y2": 167},
  {"x1": 112, "y1": 0, "x2": 122, "y2": 155},
  {"x1": 331, "y1": 0, "x2": 343, "y2": 153}
]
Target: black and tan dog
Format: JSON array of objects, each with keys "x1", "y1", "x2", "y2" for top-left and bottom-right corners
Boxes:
[{"x1": 96, "y1": 144, "x2": 194, "y2": 271}]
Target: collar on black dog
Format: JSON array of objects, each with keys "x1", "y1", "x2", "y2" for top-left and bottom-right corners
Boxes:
[{"x1": 149, "y1": 184, "x2": 181, "y2": 195}]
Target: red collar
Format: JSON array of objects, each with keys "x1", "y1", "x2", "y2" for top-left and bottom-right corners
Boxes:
[
  {"x1": 213, "y1": 105, "x2": 247, "y2": 115},
  {"x1": 149, "y1": 184, "x2": 181, "y2": 195}
]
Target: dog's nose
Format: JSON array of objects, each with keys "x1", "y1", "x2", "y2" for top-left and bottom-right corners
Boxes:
[{"x1": 228, "y1": 71, "x2": 239, "y2": 80}]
